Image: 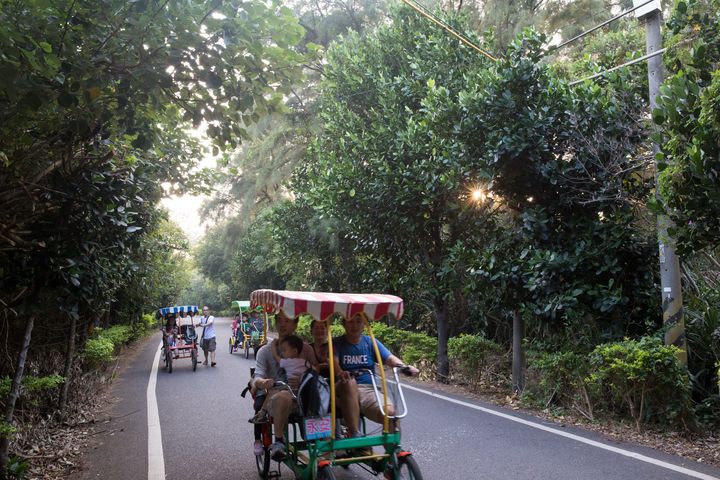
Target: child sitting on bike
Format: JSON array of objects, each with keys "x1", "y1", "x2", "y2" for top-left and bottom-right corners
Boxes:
[
  {"x1": 249, "y1": 334, "x2": 308, "y2": 424},
  {"x1": 231, "y1": 313, "x2": 241, "y2": 340},
  {"x1": 163, "y1": 313, "x2": 177, "y2": 346},
  {"x1": 250, "y1": 311, "x2": 264, "y2": 332}
]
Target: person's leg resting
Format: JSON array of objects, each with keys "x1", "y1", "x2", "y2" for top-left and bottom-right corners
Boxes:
[
  {"x1": 336, "y1": 379, "x2": 360, "y2": 436},
  {"x1": 266, "y1": 390, "x2": 293, "y2": 440},
  {"x1": 359, "y1": 384, "x2": 395, "y2": 426}
]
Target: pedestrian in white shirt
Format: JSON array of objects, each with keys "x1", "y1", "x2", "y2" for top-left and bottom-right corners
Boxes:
[{"x1": 199, "y1": 306, "x2": 217, "y2": 366}]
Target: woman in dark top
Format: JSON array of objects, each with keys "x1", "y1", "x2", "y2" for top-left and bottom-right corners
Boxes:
[{"x1": 309, "y1": 319, "x2": 330, "y2": 378}]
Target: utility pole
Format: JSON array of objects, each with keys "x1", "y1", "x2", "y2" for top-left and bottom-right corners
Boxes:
[
  {"x1": 635, "y1": 0, "x2": 687, "y2": 363},
  {"x1": 512, "y1": 310, "x2": 524, "y2": 393}
]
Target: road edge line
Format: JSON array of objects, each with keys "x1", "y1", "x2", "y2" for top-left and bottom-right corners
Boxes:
[
  {"x1": 147, "y1": 340, "x2": 165, "y2": 479},
  {"x1": 401, "y1": 383, "x2": 719, "y2": 480}
]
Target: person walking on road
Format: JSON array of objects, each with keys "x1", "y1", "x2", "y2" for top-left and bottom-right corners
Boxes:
[{"x1": 199, "y1": 306, "x2": 217, "y2": 366}]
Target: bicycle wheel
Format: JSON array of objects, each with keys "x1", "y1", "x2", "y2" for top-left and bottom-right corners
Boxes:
[
  {"x1": 191, "y1": 348, "x2": 198, "y2": 371},
  {"x1": 255, "y1": 446, "x2": 270, "y2": 479},
  {"x1": 318, "y1": 465, "x2": 337, "y2": 480},
  {"x1": 396, "y1": 455, "x2": 423, "y2": 480},
  {"x1": 245, "y1": 342, "x2": 250, "y2": 359},
  {"x1": 229, "y1": 337, "x2": 234, "y2": 354},
  {"x1": 167, "y1": 350, "x2": 173, "y2": 374}
]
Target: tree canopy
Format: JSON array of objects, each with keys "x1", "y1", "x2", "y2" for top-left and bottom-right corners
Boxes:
[{"x1": 0, "y1": 1, "x2": 311, "y2": 472}]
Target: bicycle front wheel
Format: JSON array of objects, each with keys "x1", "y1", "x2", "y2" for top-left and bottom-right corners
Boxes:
[
  {"x1": 255, "y1": 447, "x2": 270, "y2": 479},
  {"x1": 318, "y1": 465, "x2": 337, "y2": 479},
  {"x1": 396, "y1": 454, "x2": 423, "y2": 480}
]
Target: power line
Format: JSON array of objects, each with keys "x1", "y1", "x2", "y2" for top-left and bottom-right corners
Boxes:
[
  {"x1": 569, "y1": 47, "x2": 666, "y2": 85},
  {"x1": 569, "y1": 35, "x2": 694, "y2": 86},
  {"x1": 396, "y1": 0, "x2": 498, "y2": 62},
  {"x1": 549, "y1": 0, "x2": 657, "y2": 52}
]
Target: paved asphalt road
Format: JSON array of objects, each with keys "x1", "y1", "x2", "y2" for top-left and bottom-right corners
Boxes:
[{"x1": 79, "y1": 317, "x2": 720, "y2": 480}]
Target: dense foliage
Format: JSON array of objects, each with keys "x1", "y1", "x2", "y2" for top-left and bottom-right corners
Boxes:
[
  {"x1": 655, "y1": 0, "x2": 720, "y2": 254},
  {"x1": 1, "y1": 1, "x2": 715, "y2": 474},
  {"x1": 199, "y1": 0, "x2": 718, "y2": 429},
  {"x1": 0, "y1": 0, "x2": 309, "y2": 474}
]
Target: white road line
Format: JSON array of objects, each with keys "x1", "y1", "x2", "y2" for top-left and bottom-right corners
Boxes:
[
  {"x1": 402, "y1": 383, "x2": 719, "y2": 480},
  {"x1": 147, "y1": 341, "x2": 165, "y2": 479}
]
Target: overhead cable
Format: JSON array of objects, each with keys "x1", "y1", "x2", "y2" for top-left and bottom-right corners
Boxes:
[
  {"x1": 549, "y1": 0, "x2": 656, "y2": 53},
  {"x1": 568, "y1": 34, "x2": 695, "y2": 86},
  {"x1": 568, "y1": 47, "x2": 666, "y2": 85},
  {"x1": 397, "y1": 0, "x2": 498, "y2": 62}
]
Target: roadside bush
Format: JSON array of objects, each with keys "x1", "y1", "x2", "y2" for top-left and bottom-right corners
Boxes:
[
  {"x1": 6, "y1": 454, "x2": 28, "y2": 479},
  {"x1": 0, "y1": 420, "x2": 15, "y2": 439},
  {"x1": 23, "y1": 374, "x2": 64, "y2": 394},
  {"x1": 694, "y1": 394, "x2": 720, "y2": 429},
  {"x1": 372, "y1": 323, "x2": 437, "y2": 369},
  {"x1": 448, "y1": 334, "x2": 503, "y2": 388},
  {"x1": 587, "y1": 336, "x2": 695, "y2": 431},
  {"x1": 83, "y1": 337, "x2": 115, "y2": 366},
  {"x1": 125, "y1": 314, "x2": 156, "y2": 339},
  {"x1": 0, "y1": 374, "x2": 65, "y2": 414},
  {"x1": 99, "y1": 325, "x2": 133, "y2": 347},
  {"x1": 524, "y1": 350, "x2": 593, "y2": 419},
  {"x1": 369, "y1": 323, "x2": 406, "y2": 353},
  {"x1": 295, "y1": 315, "x2": 345, "y2": 341},
  {"x1": 0, "y1": 374, "x2": 65, "y2": 399},
  {"x1": 131, "y1": 313, "x2": 159, "y2": 338},
  {"x1": 686, "y1": 303, "x2": 720, "y2": 399},
  {"x1": 20, "y1": 374, "x2": 65, "y2": 409}
]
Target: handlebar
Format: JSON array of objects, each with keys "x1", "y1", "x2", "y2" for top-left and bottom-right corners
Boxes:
[
  {"x1": 338, "y1": 366, "x2": 414, "y2": 420},
  {"x1": 397, "y1": 364, "x2": 415, "y2": 376},
  {"x1": 342, "y1": 364, "x2": 416, "y2": 378}
]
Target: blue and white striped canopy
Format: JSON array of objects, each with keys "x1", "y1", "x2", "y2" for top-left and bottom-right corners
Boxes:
[{"x1": 158, "y1": 305, "x2": 199, "y2": 316}]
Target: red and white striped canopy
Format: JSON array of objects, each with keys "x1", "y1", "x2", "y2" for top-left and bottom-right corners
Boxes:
[{"x1": 250, "y1": 290, "x2": 404, "y2": 322}]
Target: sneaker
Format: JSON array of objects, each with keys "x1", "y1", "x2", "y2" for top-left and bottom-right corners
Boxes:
[
  {"x1": 211, "y1": 362, "x2": 216, "y2": 367},
  {"x1": 248, "y1": 410, "x2": 269, "y2": 424},
  {"x1": 269, "y1": 441, "x2": 286, "y2": 461},
  {"x1": 253, "y1": 440, "x2": 264, "y2": 456}
]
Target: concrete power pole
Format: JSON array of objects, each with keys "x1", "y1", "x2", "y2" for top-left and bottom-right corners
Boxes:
[{"x1": 635, "y1": 0, "x2": 687, "y2": 363}]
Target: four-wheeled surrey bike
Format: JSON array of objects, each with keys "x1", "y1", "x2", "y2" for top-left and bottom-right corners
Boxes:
[
  {"x1": 158, "y1": 305, "x2": 199, "y2": 373},
  {"x1": 229, "y1": 300, "x2": 267, "y2": 359},
  {"x1": 246, "y1": 289, "x2": 423, "y2": 480}
]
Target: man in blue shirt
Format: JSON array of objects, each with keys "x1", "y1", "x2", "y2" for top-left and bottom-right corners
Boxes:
[{"x1": 333, "y1": 313, "x2": 419, "y2": 436}]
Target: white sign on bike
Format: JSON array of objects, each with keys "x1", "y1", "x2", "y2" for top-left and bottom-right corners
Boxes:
[{"x1": 304, "y1": 415, "x2": 332, "y2": 440}]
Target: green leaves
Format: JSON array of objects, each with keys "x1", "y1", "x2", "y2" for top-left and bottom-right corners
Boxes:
[
  {"x1": 587, "y1": 337, "x2": 694, "y2": 430},
  {"x1": 655, "y1": 0, "x2": 720, "y2": 253}
]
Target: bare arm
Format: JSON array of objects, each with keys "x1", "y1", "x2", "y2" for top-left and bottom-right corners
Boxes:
[{"x1": 252, "y1": 343, "x2": 277, "y2": 390}]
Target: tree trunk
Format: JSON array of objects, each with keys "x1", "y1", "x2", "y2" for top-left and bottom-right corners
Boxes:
[
  {"x1": 58, "y1": 315, "x2": 77, "y2": 415},
  {"x1": 0, "y1": 316, "x2": 34, "y2": 479},
  {"x1": 78, "y1": 317, "x2": 89, "y2": 352},
  {"x1": 434, "y1": 298, "x2": 450, "y2": 383},
  {"x1": 512, "y1": 309, "x2": 525, "y2": 393}
]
